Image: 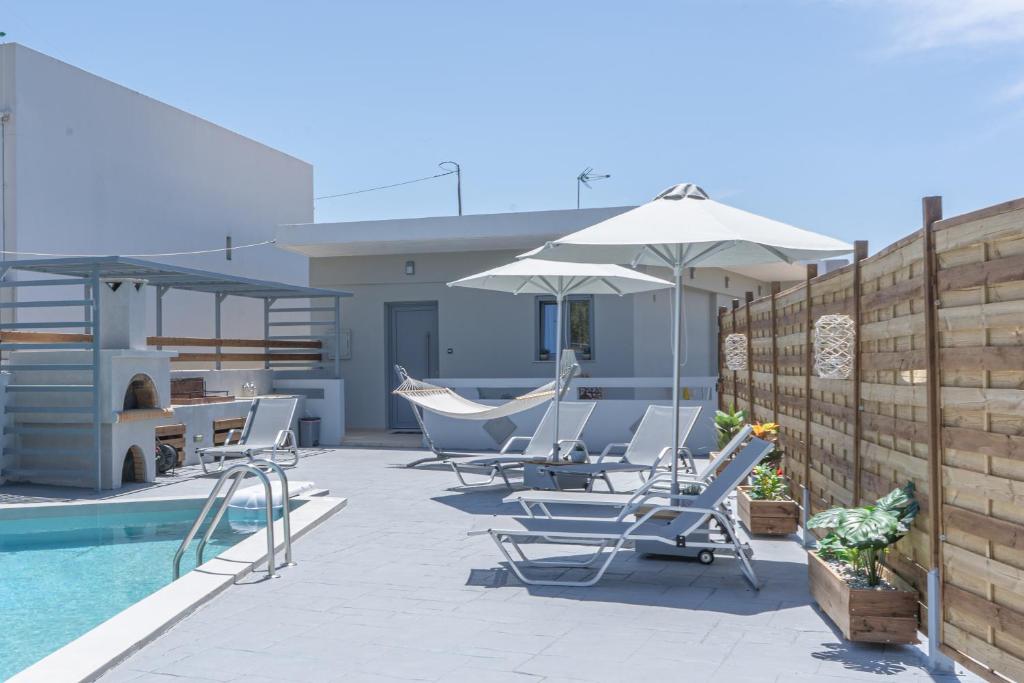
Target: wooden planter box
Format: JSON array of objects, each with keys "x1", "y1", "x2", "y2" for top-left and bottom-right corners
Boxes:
[
  {"x1": 736, "y1": 487, "x2": 799, "y2": 535},
  {"x1": 807, "y1": 551, "x2": 919, "y2": 644}
]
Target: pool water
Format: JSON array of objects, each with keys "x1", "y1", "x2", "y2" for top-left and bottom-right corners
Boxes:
[{"x1": 0, "y1": 500, "x2": 295, "y2": 680}]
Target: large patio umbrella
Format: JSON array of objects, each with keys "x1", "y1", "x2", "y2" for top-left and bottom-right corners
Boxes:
[
  {"x1": 449, "y1": 258, "x2": 673, "y2": 456},
  {"x1": 528, "y1": 183, "x2": 853, "y2": 491}
]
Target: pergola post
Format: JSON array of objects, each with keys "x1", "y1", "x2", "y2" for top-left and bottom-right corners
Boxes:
[
  {"x1": 155, "y1": 285, "x2": 168, "y2": 349},
  {"x1": 333, "y1": 296, "x2": 342, "y2": 378},
  {"x1": 89, "y1": 267, "x2": 102, "y2": 491},
  {"x1": 263, "y1": 298, "x2": 274, "y2": 370},
  {"x1": 214, "y1": 293, "x2": 227, "y2": 370}
]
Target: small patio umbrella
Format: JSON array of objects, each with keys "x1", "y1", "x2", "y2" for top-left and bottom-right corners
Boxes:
[
  {"x1": 528, "y1": 183, "x2": 853, "y2": 491},
  {"x1": 449, "y1": 258, "x2": 673, "y2": 456}
]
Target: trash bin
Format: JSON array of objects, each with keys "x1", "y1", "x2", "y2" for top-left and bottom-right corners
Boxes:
[{"x1": 298, "y1": 417, "x2": 321, "y2": 448}]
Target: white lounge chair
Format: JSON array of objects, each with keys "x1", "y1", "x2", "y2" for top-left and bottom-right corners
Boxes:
[
  {"x1": 505, "y1": 424, "x2": 755, "y2": 517},
  {"x1": 470, "y1": 437, "x2": 775, "y2": 588},
  {"x1": 450, "y1": 401, "x2": 596, "y2": 489},
  {"x1": 533, "y1": 405, "x2": 702, "y2": 492},
  {"x1": 197, "y1": 397, "x2": 300, "y2": 474}
]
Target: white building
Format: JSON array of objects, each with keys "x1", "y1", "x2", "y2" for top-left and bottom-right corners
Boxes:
[
  {"x1": 276, "y1": 208, "x2": 807, "y2": 437},
  {"x1": 0, "y1": 44, "x2": 312, "y2": 337}
]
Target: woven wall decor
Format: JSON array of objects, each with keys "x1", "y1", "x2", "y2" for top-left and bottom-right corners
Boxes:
[
  {"x1": 724, "y1": 333, "x2": 748, "y2": 371},
  {"x1": 814, "y1": 314, "x2": 855, "y2": 379}
]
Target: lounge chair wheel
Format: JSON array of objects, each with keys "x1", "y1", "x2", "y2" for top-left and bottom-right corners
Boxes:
[{"x1": 697, "y1": 549, "x2": 714, "y2": 565}]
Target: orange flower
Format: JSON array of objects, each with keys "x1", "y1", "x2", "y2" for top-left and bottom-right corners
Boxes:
[{"x1": 751, "y1": 422, "x2": 779, "y2": 438}]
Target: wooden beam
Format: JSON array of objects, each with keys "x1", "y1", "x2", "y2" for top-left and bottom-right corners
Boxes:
[
  {"x1": 171, "y1": 352, "x2": 322, "y2": 363},
  {"x1": 921, "y1": 196, "x2": 945, "y2": 644},
  {"x1": 148, "y1": 336, "x2": 321, "y2": 349},
  {"x1": 0, "y1": 332, "x2": 323, "y2": 349},
  {"x1": 731, "y1": 298, "x2": 739, "y2": 411},
  {"x1": 803, "y1": 263, "x2": 818, "y2": 506},
  {"x1": 717, "y1": 305, "x2": 728, "y2": 411},
  {"x1": 770, "y1": 281, "x2": 781, "y2": 424},
  {"x1": 852, "y1": 240, "x2": 868, "y2": 506},
  {"x1": 0, "y1": 331, "x2": 92, "y2": 342},
  {"x1": 745, "y1": 291, "x2": 755, "y2": 420}
]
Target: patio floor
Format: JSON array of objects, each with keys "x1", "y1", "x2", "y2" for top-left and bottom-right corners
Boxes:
[{"x1": 95, "y1": 447, "x2": 978, "y2": 683}]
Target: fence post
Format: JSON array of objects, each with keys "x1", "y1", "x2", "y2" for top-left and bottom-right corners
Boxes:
[
  {"x1": 717, "y1": 306, "x2": 728, "y2": 411},
  {"x1": 745, "y1": 291, "x2": 755, "y2": 420},
  {"x1": 922, "y1": 196, "x2": 954, "y2": 673},
  {"x1": 852, "y1": 240, "x2": 868, "y2": 506},
  {"x1": 770, "y1": 281, "x2": 781, "y2": 424},
  {"x1": 802, "y1": 264, "x2": 818, "y2": 547},
  {"x1": 731, "y1": 299, "x2": 739, "y2": 411}
]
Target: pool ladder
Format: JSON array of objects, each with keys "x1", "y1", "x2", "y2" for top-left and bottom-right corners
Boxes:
[{"x1": 172, "y1": 458, "x2": 295, "y2": 580}]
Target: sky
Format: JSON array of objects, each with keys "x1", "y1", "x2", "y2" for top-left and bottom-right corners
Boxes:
[{"x1": 2, "y1": 0, "x2": 1023, "y2": 252}]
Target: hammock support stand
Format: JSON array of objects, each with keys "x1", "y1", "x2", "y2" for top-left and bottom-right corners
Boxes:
[{"x1": 394, "y1": 357, "x2": 579, "y2": 468}]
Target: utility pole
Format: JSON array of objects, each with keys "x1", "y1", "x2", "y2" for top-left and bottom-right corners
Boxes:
[{"x1": 439, "y1": 161, "x2": 462, "y2": 215}]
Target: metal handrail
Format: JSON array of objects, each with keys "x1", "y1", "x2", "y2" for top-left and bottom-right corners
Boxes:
[{"x1": 172, "y1": 460, "x2": 295, "y2": 580}]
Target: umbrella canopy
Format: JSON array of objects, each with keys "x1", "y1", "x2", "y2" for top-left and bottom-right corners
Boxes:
[
  {"x1": 528, "y1": 183, "x2": 853, "y2": 491},
  {"x1": 449, "y1": 258, "x2": 673, "y2": 458},
  {"x1": 526, "y1": 183, "x2": 853, "y2": 268},
  {"x1": 448, "y1": 258, "x2": 673, "y2": 296}
]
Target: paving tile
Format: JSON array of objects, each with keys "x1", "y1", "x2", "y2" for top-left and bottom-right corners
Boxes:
[{"x1": 95, "y1": 447, "x2": 981, "y2": 683}]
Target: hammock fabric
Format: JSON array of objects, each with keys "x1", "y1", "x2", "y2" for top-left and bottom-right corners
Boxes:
[{"x1": 393, "y1": 354, "x2": 578, "y2": 421}]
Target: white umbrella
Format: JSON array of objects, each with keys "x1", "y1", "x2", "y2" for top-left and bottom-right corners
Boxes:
[
  {"x1": 528, "y1": 183, "x2": 853, "y2": 490},
  {"x1": 449, "y1": 258, "x2": 673, "y2": 456}
]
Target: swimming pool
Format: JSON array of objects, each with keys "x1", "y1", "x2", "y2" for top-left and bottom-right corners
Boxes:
[{"x1": 0, "y1": 497, "x2": 299, "y2": 680}]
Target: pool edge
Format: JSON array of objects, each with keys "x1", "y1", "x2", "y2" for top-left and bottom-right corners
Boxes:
[{"x1": 7, "y1": 493, "x2": 347, "y2": 683}]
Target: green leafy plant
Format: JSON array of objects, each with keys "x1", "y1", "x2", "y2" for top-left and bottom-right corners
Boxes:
[
  {"x1": 807, "y1": 483, "x2": 919, "y2": 587},
  {"x1": 748, "y1": 465, "x2": 789, "y2": 501},
  {"x1": 713, "y1": 404, "x2": 747, "y2": 450}
]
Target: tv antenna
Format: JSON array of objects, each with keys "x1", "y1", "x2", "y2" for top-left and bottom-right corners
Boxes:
[{"x1": 576, "y1": 167, "x2": 611, "y2": 209}]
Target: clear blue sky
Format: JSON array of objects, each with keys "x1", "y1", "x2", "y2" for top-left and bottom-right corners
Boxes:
[{"x1": 4, "y1": 1, "x2": 1023, "y2": 252}]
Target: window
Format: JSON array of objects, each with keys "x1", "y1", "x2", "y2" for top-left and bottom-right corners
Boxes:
[{"x1": 537, "y1": 296, "x2": 593, "y2": 361}]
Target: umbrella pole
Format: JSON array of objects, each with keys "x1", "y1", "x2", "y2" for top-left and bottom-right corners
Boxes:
[
  {"x1": 671, "y1": 267, "x2": 683, "y2": 496},
  {"x1": 552, "y1": 292, "x2": 564, "y2": 461}
]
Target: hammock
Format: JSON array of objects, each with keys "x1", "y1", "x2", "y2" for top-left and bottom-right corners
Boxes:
[{"x1": 393, "y1": 351, "x2": 579, "y2": 421}]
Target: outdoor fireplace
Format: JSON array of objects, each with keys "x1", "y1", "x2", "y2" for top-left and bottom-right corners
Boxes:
[{"x1": 123, "y1": 373, "x2": 160, "y2": 411}]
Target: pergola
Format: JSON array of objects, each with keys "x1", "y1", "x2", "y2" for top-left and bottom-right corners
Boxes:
[
  {"x1": 0, "y1": 256, "x2": 351, "y2": 490},
  {"x1": 0, "y1": 256, "x2": 352, "y2": 376}
]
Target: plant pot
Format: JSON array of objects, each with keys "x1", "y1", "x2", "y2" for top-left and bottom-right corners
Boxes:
[
  {"x1": 806, "y1": 550, "x2": 919, "y2": 644},
  {"x1": 736, "y1": 487, "x2": 799, "y2": 536}
]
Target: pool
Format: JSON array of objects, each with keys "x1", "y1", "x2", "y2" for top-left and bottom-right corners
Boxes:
[{"x1": 0, "y1": 497, "x2": 300, "y2": 680}]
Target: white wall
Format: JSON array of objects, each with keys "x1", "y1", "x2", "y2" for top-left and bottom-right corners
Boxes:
[
  {"x1": 308, "y1": 247, "x2": 774, "y2": 430},
  {"x1": 0, "y1": 44, "x2": 313, "y2": 338},
  {"x1": 310, "y1": 249, "x2": 638, "y2": 429}
]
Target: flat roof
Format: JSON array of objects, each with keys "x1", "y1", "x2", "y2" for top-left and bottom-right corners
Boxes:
[
  {"x1": 0, "y1": 256, "x2": 351, "y2": 299},
  {"x1": 275, "y1": 206, "x2": 635, "y2": 257}
]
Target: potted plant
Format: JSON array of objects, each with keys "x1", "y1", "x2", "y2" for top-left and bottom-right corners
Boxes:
[
  {"x1": 737, "y1": 465, "x2": 799, "y2": 535},
  {"x1": 538, "y1": 349, "x2": 550, "y2": 361},
  {"x1": 805, "y1": 484, "x2": 921, "y2": 644},
  {"x1": 714, "y1": 404, "x2": 747, "y2": 449},
  {"x1": 712, "y1": 404, "x2": 747, "y2": 475},
  {"x1": 751, "y1": 421, "x2": 782, "y2": 469}
]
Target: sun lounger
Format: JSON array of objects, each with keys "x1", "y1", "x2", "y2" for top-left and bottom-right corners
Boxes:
[
  {"x1": 470, "y1": 437, "x2": 774, "y2": 588},
  {"x1": 197, "y1": 397, "x2": 299, "y2": 474},
  {"x1": 505, "y1": 425, "x2": 755, "y2": 517},
  {"x1": 533, "y1": 405, "x2": 701, "y2": 492},
  {"x1": 450, "y1": 401, "x2": 596, "y2": 489}
]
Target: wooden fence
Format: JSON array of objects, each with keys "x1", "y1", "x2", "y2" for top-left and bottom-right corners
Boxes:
[{"x1": 718, "y1": 196, "x2": 1024, "y2": 682}]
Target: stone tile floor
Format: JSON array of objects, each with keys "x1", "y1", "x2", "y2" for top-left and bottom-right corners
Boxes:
[{"x1": 93, "y1": 447, "x2": 978, "y2": 682}]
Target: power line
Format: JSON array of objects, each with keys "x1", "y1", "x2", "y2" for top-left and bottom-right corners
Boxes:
[
  {"x1": 0, "y1": 239, "x2": 276, "y2": 258},
  {"x1": 315, "y1": 170, "x2": 456, "y2": 201}
]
